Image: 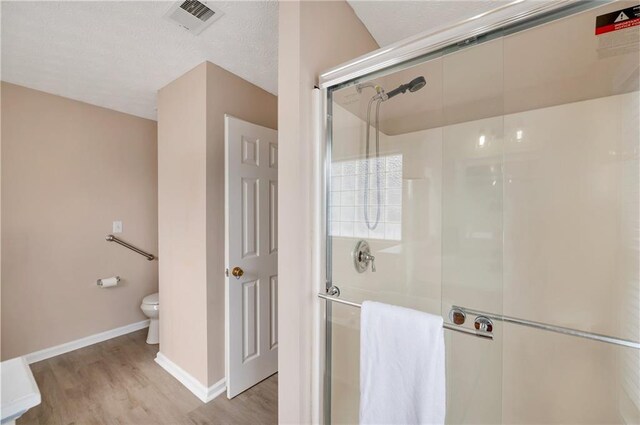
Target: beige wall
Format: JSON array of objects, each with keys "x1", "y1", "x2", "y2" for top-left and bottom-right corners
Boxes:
[
  {"x1": 157, "y1": 63, "x2": 209, "y2": 385},
  {"x1": 1, "y1": 82, "x2": 158, "y2": 360},
  {"x1": 157, "y1": 62, "x2": 277, "y2": 387},
  {"x1": 277, "y1": 1, "x2": 378, "y2": 422}
]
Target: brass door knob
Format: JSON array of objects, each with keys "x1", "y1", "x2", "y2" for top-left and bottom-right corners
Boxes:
[{"x1": 231, "y1": 266, "x2": 244, "y2": 279}]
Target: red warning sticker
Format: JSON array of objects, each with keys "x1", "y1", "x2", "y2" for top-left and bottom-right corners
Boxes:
[{"x1": 595, "y1": 5, "x2": 640, "y2": 35}]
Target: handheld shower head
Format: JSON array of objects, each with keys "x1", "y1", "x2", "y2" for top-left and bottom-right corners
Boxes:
[
  {"x1": 360, "y1": 76, "x2": 424, "y2": 230},
  {"x1": 408, "y1": 76, "x2": 426, "y2": 92},
  {"x1": 383, "y1": 76, "x2": 426, "y2": 100}
]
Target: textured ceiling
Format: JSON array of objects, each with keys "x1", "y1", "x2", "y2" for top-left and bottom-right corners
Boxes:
[
  {"x1": 1, "y1": 1, "x2": 278, "y2": 120},
  {"x1": 347, "y1": 0, "x2": 512, "y2": 47}
]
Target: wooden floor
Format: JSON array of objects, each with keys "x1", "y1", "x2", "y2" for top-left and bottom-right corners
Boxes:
[{"x1": 19, "y1": 330, "x2": 278, "y2": 425}]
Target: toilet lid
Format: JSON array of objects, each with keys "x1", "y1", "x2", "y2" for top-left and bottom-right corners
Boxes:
[{"x1": 142, "y1": 293, "x2": 159, "y2": 305}]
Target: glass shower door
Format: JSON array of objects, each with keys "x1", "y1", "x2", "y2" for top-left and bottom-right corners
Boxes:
[
  {"x1": 326, "y1": 34, "x2": 505, "y2": 422},
  {"x1": 498, "y1": 2, "x2": 640, "y2": 422},
  {"x1": 440, "y1": 35, "x2": 505, "y2": 424},
  {"x1": 324, "y1": 2, "x2": 640, "y2": 423}
]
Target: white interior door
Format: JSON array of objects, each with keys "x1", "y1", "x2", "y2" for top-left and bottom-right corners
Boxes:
[{"x1": 225, "y1": 115, "x2": 278, "y2": 399}]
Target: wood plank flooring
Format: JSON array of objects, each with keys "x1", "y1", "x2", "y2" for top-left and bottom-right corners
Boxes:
[{"x1": 18, "y1": 329, "x2": 278, "y2": 425}]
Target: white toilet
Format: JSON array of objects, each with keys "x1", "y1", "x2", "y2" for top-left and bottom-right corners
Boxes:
[{"x1": 140, "y1": 293, "x2": 159, "y2": 344}]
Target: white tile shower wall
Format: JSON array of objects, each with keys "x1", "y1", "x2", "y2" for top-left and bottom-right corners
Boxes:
[
  {"x1": 329, "y1": 92, "x2": 639, "y2": 424},
  {"x1": 501, "y1": 92, "x2": 639, "y2": 424},
  {"x1": 619, "y1": 92, "x2": 640, "y2": 424}
]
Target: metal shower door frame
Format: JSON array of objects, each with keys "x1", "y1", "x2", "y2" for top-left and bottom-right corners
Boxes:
[
  {"x1": 315, "y1": 1, "x2": 615, "y2": 422},
  {"x1": 318, "y1": 0, "x2": 612, "y2": 91}
]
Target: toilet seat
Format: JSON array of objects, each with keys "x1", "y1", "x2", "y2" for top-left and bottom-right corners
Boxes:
[{"x1": 142, "y1": 293, "x2": 159, "y2": 305}]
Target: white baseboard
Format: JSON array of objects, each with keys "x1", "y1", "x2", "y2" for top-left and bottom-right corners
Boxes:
[
  {"x1": 155, "y1": 352, "x2": 226, "y2": 403},
  {"x1": 25, "y1": 320, "x2": 150, "y2": 364}
]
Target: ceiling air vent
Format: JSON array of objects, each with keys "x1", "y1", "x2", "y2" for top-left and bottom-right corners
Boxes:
[{"x1": 164, "y1": 0, "x2": 224, "y2": 35}]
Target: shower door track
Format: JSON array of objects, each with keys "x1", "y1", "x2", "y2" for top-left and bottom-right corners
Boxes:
[
  {"x1": 318, "y1": 293, "x2": 640, "y2": 350},
  {"x1": 318, "y1": 0, "x2": 613, "y2": 90}
]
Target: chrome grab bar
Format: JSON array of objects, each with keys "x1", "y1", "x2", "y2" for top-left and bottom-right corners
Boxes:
[
  {"x1": 317, "y1": 293, "x2": 494, "y2": 340},
  {"x1": 106, "y1": 234, "x2": 155, "y2": 261}
]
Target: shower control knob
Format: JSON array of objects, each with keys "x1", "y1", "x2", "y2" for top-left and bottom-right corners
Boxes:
[
  {"x1": 362, "y1": 253, "x2": 376, "y2": 272},
  {"x1": 353, "y1": 240, "x2": 376, "y2": 273}
]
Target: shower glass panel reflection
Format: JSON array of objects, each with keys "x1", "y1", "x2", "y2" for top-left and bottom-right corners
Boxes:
[{"x1": 324, "y1": 1, "x2": 639, "y2": 424}]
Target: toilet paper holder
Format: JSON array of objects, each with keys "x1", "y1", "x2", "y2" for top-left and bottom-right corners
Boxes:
[{"x1": 97, "y1": 276, "x2": 121, "y2": 287}]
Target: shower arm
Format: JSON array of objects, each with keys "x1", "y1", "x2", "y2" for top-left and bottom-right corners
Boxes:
[
  {"x1": 356, "y1": 82, "x2": 376, "y2": 93},
  {"x1": 357, "y1": 83, "x2": 387, "y2": 100}
]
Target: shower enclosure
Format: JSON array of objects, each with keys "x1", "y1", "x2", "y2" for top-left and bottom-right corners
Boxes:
[{"x1": 317, "y1": 1, "x2": 640, "y2": 423}]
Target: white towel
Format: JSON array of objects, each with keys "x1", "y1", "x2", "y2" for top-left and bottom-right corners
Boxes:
[{"x1": 360, "y1": 301, "x2": 446, "y2": 425}]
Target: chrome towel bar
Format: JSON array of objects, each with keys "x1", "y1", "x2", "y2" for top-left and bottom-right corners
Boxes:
[
  {"x1": 453, "y1": 305, "x2": 640, "y2": 350},
  {"x1": 106, "y1": 234, "x2": 155, "y2": 261},
  {"x1": 317, "y1": 293, "x2": 494, "y2": 340},
  {"x1": 317, "y1": 292, "x2": 640, "y2": 350}
]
